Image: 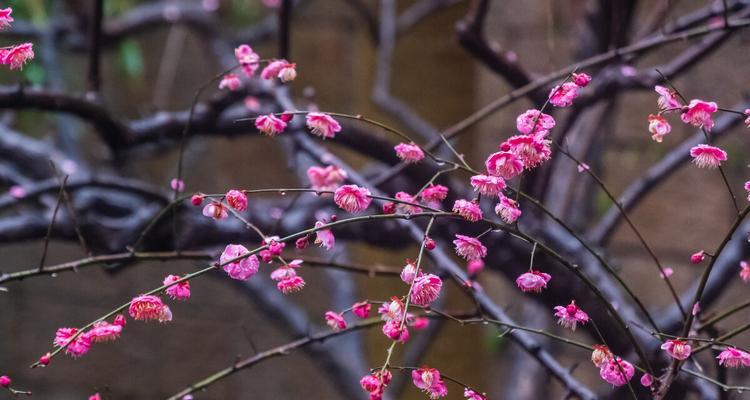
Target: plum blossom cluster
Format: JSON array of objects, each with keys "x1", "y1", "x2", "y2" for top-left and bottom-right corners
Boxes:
[
  {"x1": 49, "y1": 276, "x2": 189, "y2": 362},
  {"x1": 648, "y1": 85, "x2": 729, "y2": 169},
  {"x1": 252, "y1": 111, "x2": 342, "y2": 139},
  {"x1": 51, "y1": 314, "x2": 126, "y2": 360},
  {"x1": 590, "y1": 345, "x2": 638, "y2": 387},
  {"x1": 219, "y1": 44, "x2": 297, "y2": 91},
  {"x1": 0, "y1": 8, "x2": 34, "y2": 70}
]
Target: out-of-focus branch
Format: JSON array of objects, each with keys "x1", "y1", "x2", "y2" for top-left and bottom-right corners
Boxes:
[
  {"x1": 371, "y1": 15, "x2": 750, "y2": 186},
  {"x1": 86, "y1": 0, "x2": 103, "y2": 93},
  {"x1": 589, "y1": 102, "x2": 749, "y2": 244},
  {"x1": 455, "y1": 0, "x2": 544, "y2": 106},
  {"x1": 372, "y1": 0, "x2": 440, "y2": 141}
]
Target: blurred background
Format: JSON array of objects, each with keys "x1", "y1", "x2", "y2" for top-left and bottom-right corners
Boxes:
[{"x1": 2, "y1": 0, "x2": 750, "y2": 399}]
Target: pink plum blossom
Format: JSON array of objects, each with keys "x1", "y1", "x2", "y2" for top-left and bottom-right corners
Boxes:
[
  {"x1": 495, "y1": 194, "x2": 522, "y2": 224},
  {"x1": 453, "y1": 234, "x2": 487, "y2": 261},
  {"x1": 278, "y1": 63, "x2": 297, "y2": 82},
  {"x1": 410, "y1": 274, "x2": 442, "y2": 306},
  {"x1": 218, "y1": 73, "x2": 241, "y2": 91},
  {"x1": 225, "y1": 189, "x2": 248, "y2": 211},
  {"x1": 379, "y1": 297, "x2": 404, "y2": 322},
  {"x1": 504, "y1": 135, "x2": 552, "y2": 168},
  {"x1": 591, "y1": 345, "x2": 613, "y2": 368},
  {"x1": 8, "y1": 185, "x2": 25, "y2": 198},
  {"x1": 220, "y1": 244, "x2": 259, "y2": 280},
  {"x1": 548, "y1": 82, "x2": 578, "y2": 107},
  {"x1": 324, "y1": 311, "x2": 347, "y2": 331},
  {"x1": 394, "y1": 142, "x2": 425, "y2": 163},
  {"x1": 485, "y1": 151, "x2": 524, "y2": 179},
  {"x1": 452, "y1": 199, "x2": 482, "y2": 222},
  {"x1": 741, "y1": 261, "x2": 750, "y2": 283},
  {"x1": 260, "y1": 60, "x2": 284, "y2": 79},
  {"x1": 170, "y1": 178, "x2": 185, "y2": 192},
  {"x1": 681, "y1": 99, "x2": 718, "y2": 131},
  {"x1": 307, "y1": 165, "x2": 348, "y2": 191},
  {"x1": 690, "y1": 144, "x2": 727, "y2": 169},
  {"x1": 277, "y1": 276, "x2": 306, "y2": 294},
  {"x1": 255, "y1": 114, "x2": 287, "y2": 136},
  {"x1": 717, "y1": 347, "x2": 750, "y2": 368},
  {"x1": 661, "y1": 339, "x2": 692, "y2": 360},
  {"x1": 572, "y1": 72, "x2": 592, "y2": 87},
  {"x1": 382, "y1": 320, "x2": 409, "y2": 343},
  {"x1": 655, "y1": 85, "x2": 681, "y2": 110},
  {"x1": 306, "y1": 112, "x2": 341, "y2": 139},
  {"x1": 85, "y1": 321, "x2": 122, "y2": 343},
  {"x1": 516, "y1": 270, "x2": 551, "y2": 293},
  {"x1": 648, "y1": 114, "x2": 671, "y2": 142},
  {"x1": 599, "y1": 357, "x2": 634, "y2": 387},
  {"x1": 690, "y1": 250, "x2": 705, "y2": 264},
  {"x1": 412, "y1": 367, "x2": 448, "y2": 398},
  {"x1": 314, "y1": 220, "x2": 335, "y2": 250},
  {"x1": 516, "y1": 109, "x2": 556, "y2": 135},
  {"x1": 163, "y1": 275, "x2": 191, "y2": 300},
  {"x1": 235, "y1": 44, "x2": 259, "y2": 77},
  {"x1": 334, "y1": 185, "x2": 372, "y2": 213},
  {"x1": 464, "y1": 388, "x2": 486, "y2": 400},
  {"x1": 467, "y1": 259, "x2": 484, "y2": 275},
  {"x1": 421, "y1": 184, "x2": 448, "y2": 208},
  {"x1": 394, "y1": 191, "x2": 422, "y2": 214},
  {"x1": 352, "y1": 301, "x2": 371, "y2": 319},
  {"x1": 128, "y1": 295, "x2": 172, "y2": 323},
  {"x1": 400, "y1": 260, "x2": 418, "y2": 284},
  {"x1": 0, "y1": 8, "x2": 13, "y2": 30},
  {"x1": 202, "y1": 202, "x2": 228, "y2": 220},
  {"x1": 470, "y1": 174, "x2": 506, "y2": 195},
  {"x1": 553, "y1": 301, "x2": 590, "y2": 330},
  {"x1": 1, "y1": 43, "x2": 33, "y2": 70},
  {"x1": 54, "y1": 327, "x2": 91, "y2": 358}
]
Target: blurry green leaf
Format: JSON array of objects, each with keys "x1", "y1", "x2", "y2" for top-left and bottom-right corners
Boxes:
[
  {"x1": 24, "y1": 0, "x2": 47, "y2": 25},
  {"x1": 118, "y1": 39, "x2": 144, "y2": 79},
  {"x1": 22, "y1": 63, "x2": 45, "y2": 85}
]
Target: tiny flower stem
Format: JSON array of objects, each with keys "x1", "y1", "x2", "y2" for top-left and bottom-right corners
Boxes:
[
  {"x1": 681, "y1": 368, "x2": 750, "y2": 392},
  {"x1": 171, "y1": 63, "x2": 243, "y2": 251},
  {"x1": 658, "y1": 204, "x2": 750, "y2": 397},
  {"x1": 528, "y1": 241, "x2": 538, "y2": 271},
  {"x1": 552, "y1": 142, "x2": 687, "y2": 320},
  {"x1": 379, "y1": 217, "x2": 436, "y2": 375},
  {"x1": 414, "y1": 165, "x2": 458, "y2": 198},
  {"x1": 385, "y1": 365, "x2": 484, "y2": 396},
  {"x1": 698, "y1": 299, "x2": 750, "y2": 332},
  {"x1": 692, "y1": 322, "x2": 750, "y2": 354},
  {"x1": 37, "y1": 175, "x2": 68, "y2": 273},
  {"x1": 590, "y1": 319, "x2": 640, "y2": 400},
  {"x1": 0, "y1": 252, "x2": 402, "y2": 285},
  {"x1": 634, "y1": 323, "x2": 750, "y2": 355},
  {"x1": 32, "y1": 212, "x2": 451, "y2": 366}
]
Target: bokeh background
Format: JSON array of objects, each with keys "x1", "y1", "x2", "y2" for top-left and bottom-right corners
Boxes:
[{"x1": 2, "y1": 1, "x2": 750, "y2": 399}]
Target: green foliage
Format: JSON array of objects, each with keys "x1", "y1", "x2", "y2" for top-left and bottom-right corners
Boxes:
[
  {"x1": 117, "y1": 39, "x2": 144, "y2": 80},
  {"x1": 22, "y1": 62, "x2": 44, "y2": 85}
]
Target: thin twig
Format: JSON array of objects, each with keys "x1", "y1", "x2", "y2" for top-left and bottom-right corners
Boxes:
[{"x1": 37, "y1": 175, "x2": 68, "y2": 273}]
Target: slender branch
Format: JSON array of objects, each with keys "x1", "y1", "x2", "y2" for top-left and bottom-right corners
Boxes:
[
  {"x1": 553, "y1": 143, "x2": 687, "y2": 319},
  {"x1": 37, "y1": 175, "x2": 68, "y2": 273},
  {"x1": 372, "y1": 16, "x2": 750, "y2": 185}
]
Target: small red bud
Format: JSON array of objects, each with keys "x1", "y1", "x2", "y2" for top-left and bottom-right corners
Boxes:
[
  {"x1": 280, "y1": 112, "x2": 294, "y2": 122},
  {"x1": 38, "y1": 353, "x2": 51, "y2": 366}
]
